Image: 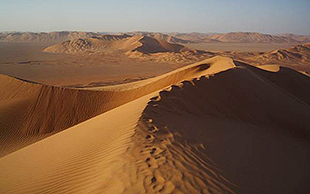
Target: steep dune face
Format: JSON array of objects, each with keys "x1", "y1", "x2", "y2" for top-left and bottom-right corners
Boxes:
[
  {"x1": 132, "y1": 36, "x2": 187, "y2": 53},
  {"x1": 0, "y1": 75, "x2": 44, "y2": 157},
  {"x1": 141, "y1": 63, "x2": 310, "y2": 194},
  {"x1": 0, "y1": 75, "x2": 41, "y2": 135},
  {"x1": 0, "y1": 57, "x2": 309, "y2": 194},
  {"x1": 145, "y1": 63, "x2": 310, "y2": 139}
]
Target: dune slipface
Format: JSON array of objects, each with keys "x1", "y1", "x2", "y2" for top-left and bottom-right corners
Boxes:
[{"x1": 0, "y1": 56, "x2": 310, "y2": 194}]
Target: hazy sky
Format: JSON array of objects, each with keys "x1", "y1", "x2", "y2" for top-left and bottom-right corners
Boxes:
[{"x1": 0, "y1": 0, "x2": 310, "y2": 35}]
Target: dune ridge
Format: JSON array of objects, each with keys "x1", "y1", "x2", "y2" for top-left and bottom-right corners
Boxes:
[
  {"x1": 0, "y1": 56, "x2": 232, "y2": 157},
  {"x1": 0, "y1": 56, "x2": 310, "y2": 193}
]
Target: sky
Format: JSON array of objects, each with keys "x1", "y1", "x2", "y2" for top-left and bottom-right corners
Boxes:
[{"x1": 0, "y1": 0, "x2": 310, "y2": 35}]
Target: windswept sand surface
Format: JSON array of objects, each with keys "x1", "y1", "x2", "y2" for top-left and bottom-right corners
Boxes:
[{"x1": 0, "y1": 56, "x2": 310, "y2": 194}]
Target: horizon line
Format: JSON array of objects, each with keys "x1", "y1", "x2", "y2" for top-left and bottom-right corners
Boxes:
[{"x1": 1, "y1": 30, "x2": 310, "y2": 36}]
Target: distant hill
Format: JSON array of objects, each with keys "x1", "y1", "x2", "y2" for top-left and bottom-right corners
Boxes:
[
  {"x1": 0, "y1": 31, "x2": 99, "y2": 43},
  {"x1": 168, "y1": 32, "x2": 220, "y2": 43},
  {"x1": 249, "y1": 43, "x2": 310, "y2": 66},
  {"x1": 128, "y1": 32, "x2": 191, "y2": 44},
  {"x1": 208, "y1": 32, "x2": 299, "y2": 43},
  {"x1": 0, "y1": 31, "x2": 191, "y2": 45},
  {"x1": 170, "y1": 32, "x2": 308, "y2": 44},
  {"x1": 2, "y1": 31, "x2": 309, "y2": 44},
  {"x1": 279, "y1": 33, "x2": 310, "y2": 43}
]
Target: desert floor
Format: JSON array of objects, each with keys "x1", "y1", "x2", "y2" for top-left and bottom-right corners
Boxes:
[{"x1": 0, "y1": 42, "x2": 178, "y2": 86}]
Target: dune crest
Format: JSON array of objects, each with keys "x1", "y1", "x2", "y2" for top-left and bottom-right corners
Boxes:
[{"x1": 256, "y1": 64, "x2": 280, "y2": 72}]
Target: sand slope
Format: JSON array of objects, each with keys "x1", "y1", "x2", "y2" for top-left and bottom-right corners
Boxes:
[{"x1": 0, "y1": 56, "x2": 310, "y2": 193}]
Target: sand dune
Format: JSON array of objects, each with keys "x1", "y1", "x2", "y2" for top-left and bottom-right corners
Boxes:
[
  {"x1": 0, "y1": 56, "x2": 309, "y2": 193},
  {"x1": 43, "y1": 35, "x2": 213, "y2": 64},
  {"x1": 237, "y1": 44, "x2": 310, "y2": 75},
  {"x1": 0, "y1": 57, "x2": 228, "y2": 157},
  {"x1": 43, "y1": 35, "x2": 193, "y2": 54},
  {"x1": 142, "y1": 63, "x2": 310, "y2": 193},
  {"x1": 0, "y1": 57, "x2": 237, "y2": 193},
  {"x1": 252, "y1": 43, "x2": 310, "y2": 63}
]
